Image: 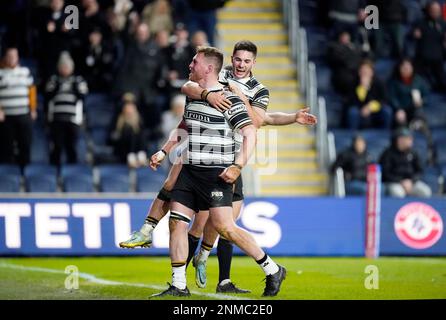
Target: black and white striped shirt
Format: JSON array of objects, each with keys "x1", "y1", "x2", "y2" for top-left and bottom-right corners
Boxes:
[
  {"x1": 218, "y1": 66, "x2": 270, "y2": 111},
  {"x1": 218, "y1": 66, "x2": 270, "y2": 151},
  {"x1": 184, "y1": 86, "x2": 252, "y2": 168},
  {"x1": 0, "y1": 66, "x2": 33, "y2": 116},
  {"x1": 45, "y1": 75, "x2": 88, "y2": 125}
]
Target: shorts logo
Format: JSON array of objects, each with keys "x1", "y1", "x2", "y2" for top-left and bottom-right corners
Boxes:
[
  {"x1": 211, "y1": 190, "x2": 224, "y2": 201},
  {"x1": 394, "y1": 202, "x2": 443, "y2": 250}
]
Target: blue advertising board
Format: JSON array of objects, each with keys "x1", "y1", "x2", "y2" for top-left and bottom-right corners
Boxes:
[{"x1": 0, "y1": 196, "x2": 444, "y2": 256}]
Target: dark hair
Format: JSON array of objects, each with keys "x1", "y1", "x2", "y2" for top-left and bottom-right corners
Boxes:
[
  {"x1": 233, "y1": 40, "x2": 257, "y2": 57},
  {"x1": 196, "y1": 46, "x2": 224, "y2": 74},
  {"x1": 393, "y1": 57, "x2": 414, "y2": 80}
]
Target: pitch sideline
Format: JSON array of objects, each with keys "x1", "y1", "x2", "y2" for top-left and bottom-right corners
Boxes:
[{"x1": 0, "y1": 262, "x2": 252, "y2": 300}]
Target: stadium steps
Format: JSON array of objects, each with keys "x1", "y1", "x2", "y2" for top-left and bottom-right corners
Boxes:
[{"x1": 217, "y1": 0, "x2": 328, "y2": 196}]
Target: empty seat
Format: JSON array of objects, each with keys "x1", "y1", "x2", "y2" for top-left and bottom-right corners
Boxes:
[
  {"x1": 64, "y1": 175, "x2": 94, "y2": 192},
  {"x1": 422, "y1": 166, "x2": 441, "y2": 195},
  {"x1": 98, "y1": 164, "x2": 129, "y2": 192},
  {"x1": 0, "y1": 164, "x2": 21, "y2": 192},
  {"x1": 24, "y1": 164, "x2": 58, "y2": 192},
  {"x1": 61, "y1": 164, "x2": 94, "y2": 192},
  {"x1": 135, "y1": 167, "x2": 166, "y2": 192},
  {"x1": 374, "y1": 59, "x2": 396, "y2": 83}
]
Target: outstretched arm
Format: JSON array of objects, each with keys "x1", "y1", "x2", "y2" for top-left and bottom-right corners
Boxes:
[{"x1": 263, "y1": 107, "x2": 317, "y2": 126}]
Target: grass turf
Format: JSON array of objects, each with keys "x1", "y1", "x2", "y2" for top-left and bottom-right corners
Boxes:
[{"x1": 0, "y1": 256, "x2": 445, "y2": 300}]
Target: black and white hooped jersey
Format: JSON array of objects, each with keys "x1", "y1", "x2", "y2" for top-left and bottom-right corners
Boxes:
[
  {"x1": 183, "y1": 86, "x2": 252, "y2": 168},
  {"x1": 0, "y1": 66, "x2": 33, "y2": 116},
  {"x1": 218, "y1": 66, "x2": 270, "y2": 111}
]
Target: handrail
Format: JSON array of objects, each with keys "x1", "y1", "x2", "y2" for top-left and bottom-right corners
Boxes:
[{"x1": 328, "y1": 131, "x2": 346, "y2": 197}]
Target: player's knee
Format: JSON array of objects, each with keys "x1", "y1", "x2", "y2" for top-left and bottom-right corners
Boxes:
[
  {"x1": 169, "y1": 211, "x2": 191, "y2": 232},
  {"x1": 214, "y1": 223, "x2": 236, "y2": 241}
]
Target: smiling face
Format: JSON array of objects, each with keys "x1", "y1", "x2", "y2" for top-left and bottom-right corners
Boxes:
[
  {"x1": 188, "y1": 53, "x2": 208, "y2": 82},
  {"x1": 231, "y1": 50, "x2": 256, "y2": 79}
]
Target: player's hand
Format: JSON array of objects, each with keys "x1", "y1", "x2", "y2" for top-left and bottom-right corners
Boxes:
[
  {"x1": 219, "y1": 165, "x2": 241, "y2": 184},
  {"x1": 296, "y1": 107, "x2": 317, "y2": 125},
  {"x1": 207, "y1": 91, "x2": 232, "y2": 112},
  {"x1": 149, "y1": 150, "x2": 166, "y2": 171}
]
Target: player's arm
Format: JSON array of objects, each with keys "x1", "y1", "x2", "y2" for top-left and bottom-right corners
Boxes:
[
  {"x1": 181, "y1": 81, "x2": 232, "y2": 111},
  {"x1": 149, "y1": 119, "x2": 188, "y2": 170},
  {"x1": 219, "y1": 96, "x2": 257, "y2": 183},
  {"x1": 263, "y1": 107, "x2": 317, "y2": 126},
  {"x1": 228, "y1": 83, "x2": 266, "y2": 128},
  {"x1": 219, "y1": 123, "x2": 256, "y2": 184}
]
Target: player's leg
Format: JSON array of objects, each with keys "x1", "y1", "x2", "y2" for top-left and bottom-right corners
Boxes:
[
  {"x1": 151, "y1": 201, "x2": 195, "y2": 298},
  {"x1": 209, "y1": 206, "x2": 286, "y2": 297},
  {"x1": 186, "y1": 210, "x2": 209, "y2": 267},
  {"x1": 194, "y1": 200, "x2": 249, "y2": 292},
  {"x1": 119, "y1": 163, "x2": 182, "y2": 248}
]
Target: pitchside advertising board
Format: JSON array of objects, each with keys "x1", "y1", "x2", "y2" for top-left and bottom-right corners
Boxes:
[{"x1": 0, "y1": 197, "x2": 444, "y2": 256}]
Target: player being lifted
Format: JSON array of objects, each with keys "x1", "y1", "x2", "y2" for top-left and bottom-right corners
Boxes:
[{"x1": 120, "y1": 41, "x2": 317, "y2": 294}]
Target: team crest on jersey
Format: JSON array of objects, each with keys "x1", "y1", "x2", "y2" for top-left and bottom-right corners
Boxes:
[
  {"x1": 210, "y1": 190, "x2": 224, "y2": 201},
  {"x1": 394, "y1": 202, "x2": 443, "y2": 249}
]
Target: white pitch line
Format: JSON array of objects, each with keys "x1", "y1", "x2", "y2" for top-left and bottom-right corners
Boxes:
[{"x1": 0, "y1": 262, "x2": 252, "y2": 300}]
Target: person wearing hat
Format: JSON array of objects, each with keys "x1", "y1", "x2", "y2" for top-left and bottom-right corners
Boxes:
[
  {"x1": 379, "y1": 128, "x2": 432, "y2": 198},
  {"x1": 45, "y1": 51, "x2": 88, "y2": 166}
]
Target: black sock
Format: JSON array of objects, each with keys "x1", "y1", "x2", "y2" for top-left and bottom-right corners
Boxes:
[
  {"x1": 186, "y1": 233, "x2": 200, "y2": 267},
  {"x1": 217, "y1": 238, "x2": 233, "y2": 284}
]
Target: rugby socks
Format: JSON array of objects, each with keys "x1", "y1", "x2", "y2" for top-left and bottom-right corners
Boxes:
[
  {"x1": 140, "y1": 217, "x2": 158, "y2": 236},
  {"x1": 186, "y1": 234, "x2": 200, "y2": 266},
  {"x1": 196, "y1": 241, "x2": 212, "y2": 263},
  {"x1": 171, "y1": 262, "x2": 187, "y2": 290},
  {"x1": 256, "y1": 254, "x2": 279, "y2": 276},
  {"x1": 217, "y1": 238, "x2": 233, "y2": 283}
]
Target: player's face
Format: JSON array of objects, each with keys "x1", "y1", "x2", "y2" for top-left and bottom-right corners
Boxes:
[
  {"x1": 189, "y1": 53, "x2": 208, "y2": 82},
  {"x1": 231, "y1": 50, "x2": 256, "y2": 79}
]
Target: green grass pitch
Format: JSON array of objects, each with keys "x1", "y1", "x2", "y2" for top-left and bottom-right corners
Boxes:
[{"x1": 0, "y1": 256, "x2": 445, "y2": 300}]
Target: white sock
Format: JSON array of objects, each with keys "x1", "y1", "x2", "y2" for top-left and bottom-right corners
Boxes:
[
  {"x1": 258, "y1": 255, "x2": 279, "y2": 276},
  {"x1": 219, "y1": 279, "x2": 231, "y2": 286},
  {"x1": 139, "y1": 222, "x2": 154, "y2": 237},
  {"x1": 172, "y1": 265, "x2": 187, "y2": 290},
  {"x1": 197, "y1": 247, "x2": 210, "y2": 262}
]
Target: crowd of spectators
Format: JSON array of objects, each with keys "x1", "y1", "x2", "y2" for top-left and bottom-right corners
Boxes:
[
  {"x1": 0, "y1": 0, "x2": 228, "y2": 172},
  {"x1": 307, "y1": 0, "x2": 446, "y2": 197}
]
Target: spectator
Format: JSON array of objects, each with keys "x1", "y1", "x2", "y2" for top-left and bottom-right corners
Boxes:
[
  {"x1": 111, "y1": 99, "x2": 147, "y2": 168},
  {"x1": 80, "y1": 0, "x2": 110, "y2": 38},
  {"x1": 388, "y1": 58, "x2": 430, "y2": 129},
  {"x1": 45, "y1": 52, "x2": 88, "y2": 166},
  {"x1": 332, "y1": 135, "x2": 372, "y2": 195},
  {"x1": 186, "y1": 0, "x2": 228, "y2": 45},
  {"x1": 373, "y1": 0, "x2": 406, "y2": 58},
  {"x1": 80, "y1": 28, "x2": 115, "y2": 92},
  {"x1": 166, "y1": 23, "x2": 195, "y2": 92},
  {"x1": 141, "y1": 0, "x2": 174, "y2": 35},
  {"x1": 380, "y1": 128, "x2": 432, "y2": 198},
  {"x1": 413, "y1": 1, "x2": 446, "y2": 91},
  {"x1": 327, "y1": 30, "x2": 364, "y2": 96},
  {"x1": 160, "y1": 94, "x2": 185, "y2": 144},
  {"x1": 35, "y1": 0, "x2": 73, "y2": 83},
  {"x1": 190, "y1": 30, "x2": 209, "y2": 48},
  {"x1": 327, "y1": 0, "x2": 367, "y2": 43},
  {"x1": 114, "y1": 22, "x2": 168, "y2": 133},
  {"x1": 346, "y1": 60, "x2": 392, "y2": 129},
  {"x1": 0, "y1": 47, "x2": 34, "y2": 168}
]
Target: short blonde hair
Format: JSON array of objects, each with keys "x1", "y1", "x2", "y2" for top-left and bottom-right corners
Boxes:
[{"x1": 196, "y1": 46, "x2": 224, "y2": 74}]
